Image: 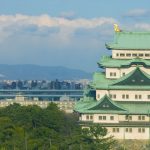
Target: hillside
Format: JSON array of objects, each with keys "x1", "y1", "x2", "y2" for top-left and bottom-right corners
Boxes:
[{"x1": 0, "y1": 64, "x2": 91, "y2": 80}]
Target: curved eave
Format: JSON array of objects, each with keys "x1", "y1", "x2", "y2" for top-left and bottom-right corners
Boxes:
[
  {"x1": 95, "y1": 86, "x2": 150, "y2": 90},
  {"x1": 98, "y1": 58, "x2": 150, "y2": 68},
  {"x1": 105, "y1": 43, "x2": 150, "y2": 50}
]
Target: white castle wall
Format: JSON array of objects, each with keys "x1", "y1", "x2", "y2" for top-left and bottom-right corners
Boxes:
[
  {"x1": 112, "y1": 50, "x2": 150, "y2": 59},
  {"x1": 106, "y1": 66, "x2": 150, "y2": 79},
  {"x1": 96, "y1": 90, "x2": 150, "y2": 101},
  {"x1": 80, "y1": 114, "x2": 150, "y2": 139},
  {"x1": 81, "y1": 114, "x2": 149, "y2": 123},
  {"x1": 107, "y1": 127, "x2": 149, "y2": 140}
]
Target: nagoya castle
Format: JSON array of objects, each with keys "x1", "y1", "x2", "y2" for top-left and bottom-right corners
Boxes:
[{"x1": 75, "y1": 24, "x2": 150, "y2": 140}]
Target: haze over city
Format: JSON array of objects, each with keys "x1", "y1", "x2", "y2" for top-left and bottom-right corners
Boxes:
[{"x1": 0, "y1": 0, "x2": 150, "y2": 72}]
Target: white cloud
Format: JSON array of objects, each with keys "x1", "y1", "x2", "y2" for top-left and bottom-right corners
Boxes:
[
  {"x1": 0, "y1": 14, "x2": 116, "y2": 29},
  {"x1": 0, "y1": 14, "x2": 117, "y2": 71},
  {"x1": 0, "y1": 14, "x2": 116, "y2": 44}
]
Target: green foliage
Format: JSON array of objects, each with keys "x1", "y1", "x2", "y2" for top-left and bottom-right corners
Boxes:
[{"x1": 0, "y1": 103, "x2": 115, "y2": 150}]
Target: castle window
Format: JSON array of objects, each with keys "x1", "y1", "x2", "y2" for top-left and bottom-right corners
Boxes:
[
  {"x1": 139, "y1": 53, "x2": 143, "y2": 57},
  {"x1": 112, "y1": 128, "x2": 115, "y2": 132},
  {"x1": 142, "y1": 128, "x2": 145, "y2": 133},
  {"x1": 110, "y1": 94, "x2": 116, "y2": 99},
  {"x1": 122, "y1": 94, "x2": 129, "y2": 99},
  {"x1": 122, "y1": 72, "x2": 126, "y2": 76},
  {"x1": 103, "y1": 116, "x2": 106, "y2": 120},
  {"x1": 142, "y1": 116, "x2": 145, "y2": 120},
  {"x1": 103, "y1": 104, "x2": 109, "y2": 108},
  {"x1": 138, "y1": 115, "x2": 145, "y2": 121},
  {"x1": 138, "y1": 116, "x2": 141, "y2": 120},
  {"x1": 126, "y1": 95, "x2": 129, "y2": 99},
  {"x1": 135, "y1": 95, "x2": 142, "y2": 99},
  {"x1": 138, "y1": 128, "x2": 141, "y2": 133},
  {"x1": 102, "y1": 104, "x2": 106, "y2": 107},
  {"x1": 122, "y1": 94, "x2": 125, "y2": 99},
  {"x1": 129, "y1": 128, "x2": 132, "y2": 133},
  {"x1": 116, "y1": 53, "x2": 119, "y2": 56},
  {"x1": 99, "y1": 116, "x2": 106, "y2": 120},
  {"x1": 128, "y1": 116, "x2": 132, "y2": 120},
  {"x1": 135, "y1": 95, "x2": 139, "y2": 99},
  {"x1": 112, "y1": 128, "x2": 119, "y2": 133},
  {"x1": 126, "y1": 53, "x2": 131, "y2": 57},
  {"x1": 145, "y1": 54, "x2": 150, "y2": 57},
  {"x1": 90, "y1": 115, "x2": 93, "y2": 120},
  {"x1": 110, "y1": 72, "x2": 116, "y2": 77},
  {"x1": 97, "y1": 94, "x2": 100, "y2": 99},
  {"x1": 147, "y1": 95, "x2": 150, "y2": 99},
  {"x1": 99, "y1": 116, "x2": 102, "y2": 120},
  {"x1": 110, "y1": 116, "x2": 114, "y2": 120},
  {"x1": 86, "y1": 115, "x2": 89, "y2": 120},
  {"x1": 132, "y1": 53, "x2": 137, "y2": 57},
  {"x1": 138, "y1": 128, "x2": 145, "y2": 133},
  {"x1": 120, "y1": 53, "x2": 125, "y2": 57},
  {"x1": 125, "y1": 115, "x2": 128, "y2": 120},
  {"x1": 115, "y1": 128, "x2": 119, "y2": 132},
  {"x1": 113, "y1": 94, "x2": 116, "y2": 99},
  {"x1": 126, "y1": 128, "x2": 132, "y2": 133}
]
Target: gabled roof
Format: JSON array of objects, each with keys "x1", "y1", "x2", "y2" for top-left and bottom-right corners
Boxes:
[
  {"x1": 98, "y1": 56, "x2": 150, "y2": 68},
  {"x1": 106, "y1": 31, "x2": 150, "y2": 50},
  {"x1": 74, "y1": 95, "x2": 150, "y2": 115},
  {"x1": 88, "y1": 95, "x2": 126, "y2": 111},
  {"x1": 112, "y1": 67, "x2": 150, "y2": 86},
  {"x1": 91, "y1": 68, "x2": 150, "y2": 90}
]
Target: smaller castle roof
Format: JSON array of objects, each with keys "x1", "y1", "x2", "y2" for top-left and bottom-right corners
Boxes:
[
  {"x1": 92, "y1": 67, "x2": 150, "y2": 90},
  {"x1": 98, "y1": 56, "x2": 150, "y2": 68},
  {"x1": 75, "y1": 95, "x2": 150, "y2": 115},
  {"x1": 112, "y1": 66, "x2": 150, "y2": 86}
]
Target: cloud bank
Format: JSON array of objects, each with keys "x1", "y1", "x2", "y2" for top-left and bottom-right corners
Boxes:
[{"x1": 0, "y1": 14, "x2": 116, "y2": 71}]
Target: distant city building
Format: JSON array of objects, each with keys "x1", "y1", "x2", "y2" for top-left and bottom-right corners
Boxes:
[
  {"x1": 0, "y1": 95, "x2": 76, "y2": 113},
  {"x1": 75, "y1": 25, "x2": 150, "y2": 140},
  {"x1": 0, "y1": 79, "x2": 88, "y2": 90}
]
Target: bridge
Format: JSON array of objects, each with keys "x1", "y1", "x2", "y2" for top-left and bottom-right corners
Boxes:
[{"x1": 0, "y1": 90, "x2": 84, "y2": 100}]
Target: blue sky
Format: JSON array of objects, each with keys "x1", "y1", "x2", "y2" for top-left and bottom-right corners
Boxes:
[{"x1": 0, "y1": 0, "x2": 150, "y2": 72}]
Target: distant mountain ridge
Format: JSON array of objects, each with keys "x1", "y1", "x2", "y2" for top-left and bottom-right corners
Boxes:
[{"x1": 0, "y1": 64, "x2": 91, "y2": 80}]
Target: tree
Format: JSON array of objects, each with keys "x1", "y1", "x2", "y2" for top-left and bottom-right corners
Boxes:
[{"x1": 66, "y1": 124, "x2": 116, "y2": 150}]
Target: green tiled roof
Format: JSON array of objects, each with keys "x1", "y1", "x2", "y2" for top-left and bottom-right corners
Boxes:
[
  {"x1": 89, "y1": 95, "x2": 126, "y2": 111},
  {"x1": 113, "y1": 67, "x2": 150, "y2": 86},
  {"x1": 106, "y1": 31, "x2": 150, "y2": 50},
  {"x1": 92, "y1": 67, "x2": 150, "y2": 90},
  {"x1": 75, "y1": 95, "x2": 150, "y2": 115},
  {"x1": 98, "y1": 56, "x2": 150, "y2": 68}
]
